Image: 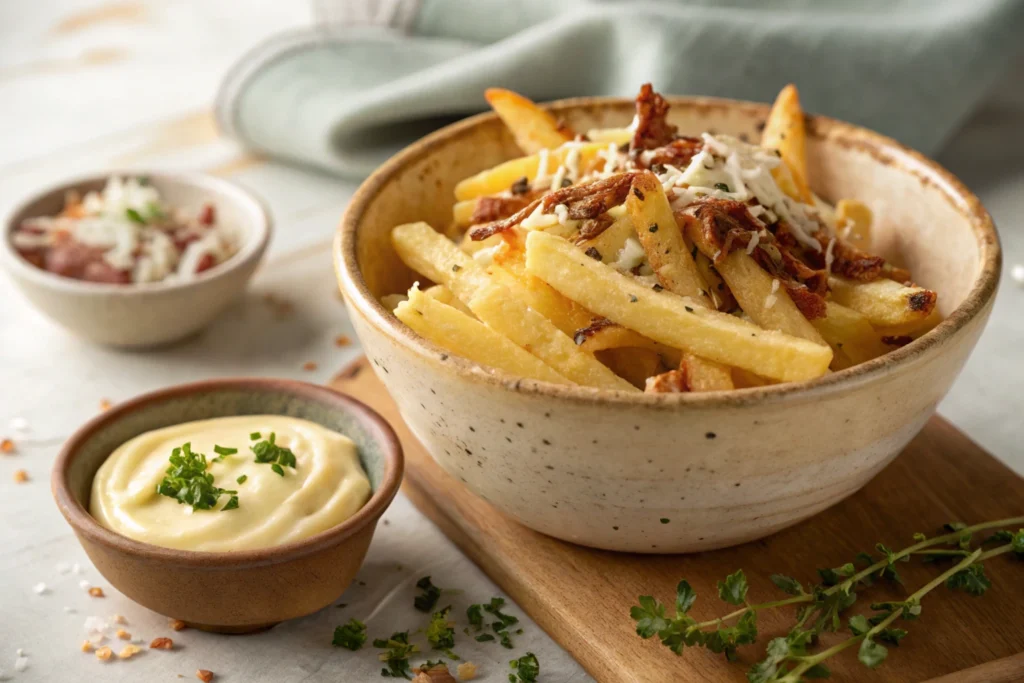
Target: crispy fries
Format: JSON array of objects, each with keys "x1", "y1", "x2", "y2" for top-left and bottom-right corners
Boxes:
[
  {"x1": 396, "y1": 285, "x2": 569, "y2": 384},
  {"x1": 761, "y1": 84, "x2": 813, "y2": 203},
  {"x1": 485, "y1": 88, "x2": 573, "y2": 154},
  {"x1": 387, "y1": 85, "x2": 939, "y2": 393},
  {"x1": 828, "y1": 276, "x2": 937, "y2": 327},
  {"x1": 525, "y1": 230, "x2": 833, "y2": 382}
]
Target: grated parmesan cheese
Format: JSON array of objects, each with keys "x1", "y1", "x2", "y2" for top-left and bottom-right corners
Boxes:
[
  {"x1": 613, "y1": 237, "x2": 647, "y2": 272},
  {"x1": 824, "y1": 238, "x2": 837, "y2": 275}
]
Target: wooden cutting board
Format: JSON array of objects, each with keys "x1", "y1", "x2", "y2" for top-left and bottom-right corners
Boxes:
[{"x1": 332, "y1": 357, "x2": 1024, "y2": 683}]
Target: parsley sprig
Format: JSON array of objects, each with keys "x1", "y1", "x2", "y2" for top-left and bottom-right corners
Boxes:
[
  {"x1": 156, "y1": 442, "x2": 238, "y2": 511},
  {"x1": 332, "y1": 618, "x2": 367, "y2": 650},
  {"x1": 251, "y1": 432, "x2": 297, "y2": 476},
  {"x1": 631, "y1": 517, "x2": 1024, "y2": 681},
  {"x1": 509, "y1": 652, "x2": 539, "y2": 682}
]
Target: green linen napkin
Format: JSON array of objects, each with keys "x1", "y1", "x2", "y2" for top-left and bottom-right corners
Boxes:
[{"x1": 216, "y1": 0, "x2": 1024, "y2": 178}]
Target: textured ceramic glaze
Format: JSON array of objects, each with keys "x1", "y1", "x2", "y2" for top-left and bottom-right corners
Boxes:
[
  {"x1": 336, "y1": 96, "x2": 1000, "y2": 553},
  {"x1": 52, "y1": 380, "x2": 403, "y2": 632},
  {"x1": 1, "y1": 172, "x2": 271, "y2": 347}
]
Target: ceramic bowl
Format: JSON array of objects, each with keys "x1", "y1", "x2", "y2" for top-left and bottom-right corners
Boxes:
[
  {"x1": 52, "y1": 379, "x2": 403, "y2": 633},
  {"x1": 1, "y1": 171, "x2": 271, "y2": 347},
  {"x1": 335, "y1": 96, "x2": 1000, "y2": 553}
]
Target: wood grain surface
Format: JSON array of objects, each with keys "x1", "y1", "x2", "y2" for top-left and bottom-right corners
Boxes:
[{"x1": 332, "y1": 357, "x2": 1024, "y2": 683}]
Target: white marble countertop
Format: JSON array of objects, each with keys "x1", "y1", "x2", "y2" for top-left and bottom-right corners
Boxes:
[{"x1": 0, "y1": 2, "x2": 1021, "y2": 682}]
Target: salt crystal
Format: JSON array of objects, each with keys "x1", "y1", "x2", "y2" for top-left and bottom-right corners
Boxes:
[
  {"x1": 55, "y1": 562, "x2": 71, "y2": 574},
  {"x1": 79, "y1": 580, "x2": 91, "y2": 590},
  {"x1": 9, "y1": 417, "x2": 29, "y2": 433},
  {"x1": 32, "y1": 582, "x2": 48, "y2": 595},
  {"x1": 64, "y1": 607, "x2": 76, "y2": 614},
  {"x1": 14, "y1": 650, "x2": 23, "y2": 658},
  {"x1": 1011, "y1": 263, "x2": 1024, "y2": 285},
  {"x1": 72, "y1": 563, "x2": 83, "y2": 574},
  {"x1": 84, "y1": 616, "x2": 108, "y2": 633}
]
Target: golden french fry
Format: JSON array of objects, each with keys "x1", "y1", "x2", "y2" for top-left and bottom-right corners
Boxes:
[
  {"x1": 828, "y1": 276, "x2": 937, "y2": 327},
  {"x1": 694, "y1": 252, "x2": 737, "y2": 311},
  {"x1": 423, "y1": 284, "x2": 474, "y2": 316},
  {"x1": 453, "y1": 198, "x2": 479, "y2": 229},
  {"x1": 459, "y1": 229, "x2": 504, "y2": 256},
  {"x1": 575, "y1": 211, "x2": 634, "y2": 264},
  {"x1": 627, "y1": 171, "x2": 713, "y2": 306},
  {"x1": 731, "y1": 367, "x2": 773, "y2": 388},
  {"x1": 811, "y1": 301, "x2": 888, "y2": 366},
  {"x1": 380, "y1": 293, "x2": 407, "y2": 311},
  {"x1": 485, "y1": 88, "x2": 573, "y2": 154},
  {"x1": 683, "y1": 217, "x2": 825, "y2": 345},
  {"x1": 525, "y1": 230, "x2": 832, "y2": 382},
  {"x1": 597, "y1": 347, "x2": 665, "y2": 389},
  {"x1": 583, "y1": 127, "x2": 633, "y2": 145},
  {"x1": 575, "y1": 323, "x2": 683, "y2": 368},
  {"x1": 836, "y1": 199, "x2": 872, "y2": 248},
  {"x1": 392, "y1": 222, "x2": 635, "y2": 391},
  {"x1": 761, "y1": 84, "x2": 812, "y2": 204},
  {"x1": 682, "y1": 353, "x2": 734, "y2": 391},
  {"x1": 874, "y1": 307, "x2": 942, "y2": 339},
  {"x1": 454, "y1": 143, "x2": 608, "y2": 201},
  {"x1": 396, "y1": 285, "x2": 569, "y2": 384}
]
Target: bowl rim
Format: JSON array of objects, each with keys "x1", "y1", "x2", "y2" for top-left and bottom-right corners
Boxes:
[
  {"x1": 1, "y1": 170, "x2": 272, "y2": 295},
  {"x1": 336, "y1": 94, "x2": 1001, "y2": 408},
  {"x1": 51, "y1": 378, "x2": 404, "y2": 568}
]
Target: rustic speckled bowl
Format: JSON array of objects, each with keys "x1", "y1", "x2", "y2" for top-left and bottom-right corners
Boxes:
[
  {"x1": 1, "y1": 171, "x2": 271, "y2": 347},
  {"x1": 52, "y1": 379, "x2": 402, "y2": 632},
  {"x1": 335, "y1": 96, "x2": 1000, "y2": 553}
]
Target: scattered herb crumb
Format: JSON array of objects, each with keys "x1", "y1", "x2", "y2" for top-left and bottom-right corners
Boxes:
[
  {"x1": 373, "y1": 631, "x2": 418, "y2": 678},
  {"x1": 414, "y1": 576, "x2": 442, "y2": 612},
  {"x1": 509, "y1": 652, "x2": 539, "y2": 683},
  {"x1": 333, "y1": 618, "x2": 368, "y2": 650}
]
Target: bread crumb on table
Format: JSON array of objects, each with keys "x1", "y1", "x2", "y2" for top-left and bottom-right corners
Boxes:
[
  {"x1": 457, "y1": 662, "x2": 478, "y2": 680},
  {"x1": 99, "y1": 398, "x2": 112, "y2": 411},
  {"x1": 81, "y1": 641, "x2": 93, "y2": 653},
  {"x1": 334, "y1": 335, "x2": 351, "y2": 347},
  {"x1": 115, "y1": 629, "x2": 131, "y2": 640},
  {"x1": 95, "y1": 647, "x2": 113, "y2": 661},
  {"x1": 170, "y1": 619, "x2": 187, "y2": 631},
  {"x1": 197, "y1": 669, "x2": 214, "y2": 682},
  {"x1": 150, "y1": 637, "x2": 174, "y2": 650},
  {"x1": 88, "y1": 587, "x2": 105, "y2": 598},
  {"x1": 302, "y1": 361, "x2": 318, "y2": 371},
  {"x1": 13, "y1": 469, "x2": 29, "y2": 483},
  {"x1": 1, "y1": 438, "x2": 14, "y2": 453},
  {"x1": 118, "y1": 644, "x2": 142, "y2": 659}
]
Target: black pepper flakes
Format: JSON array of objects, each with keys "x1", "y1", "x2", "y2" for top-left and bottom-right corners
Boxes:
[
  {"x1": 629, "y1": 295, "x2": 638, "y2": 303},
  {"x1": 452, "y1": 264, "x2": 461, "y2": 272},
  {"x1": 584, "y1": 246, "x2": 602, "y2": 260},
  {"x1": 684, "y1": 306, "x2": 694, "y2": 313},
  {"x1": 653, "y1": 283, "x2": 664, "y2": 292},
  {"x1": 648, "y1": 223, "x2": 659, "y2": 233},
  {"x1": 632, "y1": 187, "x2": 645, "y2": 201},
  {"x1": 560, "y1": 176, "x2": 573, "y2": 187},
  {"x1": 660, "y1": 518, "x2": 670, "y2": 524},
  {"x1": 705, "y1": 432, "x2": 716, "y2": 439}
]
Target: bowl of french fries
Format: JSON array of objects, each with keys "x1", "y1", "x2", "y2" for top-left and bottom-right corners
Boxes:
[{"x1": 335, "y1": 84, "x2": 1000, "y2": 553}]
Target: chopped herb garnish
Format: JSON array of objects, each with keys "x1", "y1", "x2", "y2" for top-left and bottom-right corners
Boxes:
[
  {"x1": 714, "y1": 183, "x2": 731, "y2": 193},
  {"x1": 332, "y1": 618, "x2": 367, "y2": 650},
  {"x1": 251, "y1": 432, "x2": 297, "y2": 475},
  {"x1": 373, "y1": 631, "x2": 418, "y2": 678},
  {"x1": 414, "y1": 576, "x2": 442, "y2": 612},
  {"x1": 475, "y1": 633, "x2": 495, "y2": 642},
  {"x1": 236, "y1": 474, "x2": 248, "y2": 484},
  {"x1": 467, "y1": 604, "x2": 484, "y2": 630},
  {"x1": 146, "y1": 201, "x2": 167, "y2": 221},
  {"x1": 156, "y1": 442, "x2": 238, "y2": 511},
  {"x1": 509, "y1": 652, "x2": 540, "y2": 683},
  {"x1": 213, "y1": 445, "x2": 237, "y2": 456},
  {"x1": 125, "y1": 208, "x2": 146, "y2": 224},
  {"x1": 222, "y1": 495, "x2": 239, "y2": 511},
  {"x1": 250, "y1": 432, "x2": 261, "y2": 440},
  {"x1": 425, "y1": 607, "x2": 455, "y2": 650}
]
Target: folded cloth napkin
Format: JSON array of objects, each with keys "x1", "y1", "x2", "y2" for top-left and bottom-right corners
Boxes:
[{"x1": 216, "y1": 0, "x2": 1024, "y2": 179}]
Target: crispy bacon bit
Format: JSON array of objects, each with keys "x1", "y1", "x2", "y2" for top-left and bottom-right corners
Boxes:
[
  {"x1": 469, "y1": 198, "x2": 542, "y2": 241},
  {"x1": 412, "y1": 663, "x2": 457, "y2": 683},
  {"x1": 197, "y1": 670, "x2": 215, "y2": 683},
  {"x1": 817, "y1": 233, "x2": 885, "y2": 281},
  {"x1": 150, "y1": 637, "x2": 174, "y2": 650},
  {"x1": 645, "y1": 369, "x2": 688, "y2": 394},
  {"x1": 1, "y1": 438, "x2": 14, "y2": 454},
  {"x1": 784, "y1": 283, "x2": 828, "y2": 320},
  {"x1": 577, "y1": 214, "x2": 615, "y2": 242},
  {"x1": 510, "y1": 176, "x2": 530, "y2": 195},
  {"x1": 631, "y1": 83, "x2": 678, "y2": 151},
  {"x1": 882, "y1": 335, "x2": 914, "y2": 347},
  {"x1": 682, "y1": 198, "x2": 763, "y2": 260},
  {"x1": 470, "y1": 195, "x2": 532, "y2": 224},
  {"x1": 637, "y1": 137, "x2": 703, "y2": 170},
  {"x1": 541, "y1": 172, "x2": 638, "y2": 220},
  {"x1": 198, "y1": 204, "x2": 216, "y2": 226},
  {"x1": 573, "y1": 318, "x2": 616, "y2": 346},
  {"x1": 909, "y1": 290, "x2": 936, "y2": 312}
]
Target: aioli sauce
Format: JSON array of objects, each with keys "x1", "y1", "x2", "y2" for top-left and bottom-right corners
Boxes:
[{"x1": 90, "y1": 416, "x2": 371, "y2": 552}]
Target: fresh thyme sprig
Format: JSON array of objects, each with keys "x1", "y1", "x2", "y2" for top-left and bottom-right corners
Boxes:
[{"x1": 631, "y1": 517, "x2": 1024, "y2": 681}]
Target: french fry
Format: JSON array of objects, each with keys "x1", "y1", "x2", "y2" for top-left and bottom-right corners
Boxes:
[
  {"x1": 694, "y1": 252, "x2": 737, "y2": 311},
  {"x1": 459, "y1": 229, "x2": 504, "y2": 256},
  {"x1": 485, "y1": 88, "x2": 573, "y2": 154},
  {"x1": 393, "y1": 222, "x2": 635, "y2": 391},
  {"x1": 626, "y1": 171, "x2": 713, "y2": 307},
  {"x1": 423, "y1": 284, "x2": 474, "y2": 316},
  {"x1": 576, "y1": 323, "x2": 683, "y2": 368},
  {"x1": 874, "y1": 307, "x2": 942, "y2": 339},
  {"x1": 626, "y1": 171, "x2": 732, "y2": 390},
  {"x1": 836, "y1": 199, "x2": 872, "y2": 248},
  {"x1": 682, "y1": 353, "x2": 734, "y2": 391},
  {"x1": 731, "y1": 367, "x2": 773, "y2": 388},
  {"x1": 525, "y1": 230, "x2": 833, "y2": 382},
  {"x1": 453, "y1": 198, "x2": 478, "y2": 229},
  {"x1": 596, "y1": 347, "x2": 665, "y2": 389},
  {"x1": 683, "y1": 217, "x2": 826, "y2": 345},
  {"x1": 454, "y1": 143, "x2": 608, "y2": 201},
  {"x1": 583, "y1": 127, "x2": 633, "y2": 145},
  {"x1": 396, "y1": 285, "x2": 569, "y2": 385},
  {"x1": 761, "y1": 84, "x2": 812, "y2": 204},
  {"x1": 381, "y1": 293, "x2": 407, "y2": 311},
  {"x1": 575, "y1": 212, "x2": 634, "y2": 264},
  {"x1": 811, "y1": 301, "x2": 888, "y2": 366},
  {"x1": 828, "y1": 276, "x2": 937, "y2": 327}
]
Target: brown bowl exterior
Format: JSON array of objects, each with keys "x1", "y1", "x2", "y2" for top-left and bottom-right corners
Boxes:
[
  {"x1": 52, "y1": 379, "x2": 403, "y2": 632},
  {"x1": 336, "y1": 96, "x2": 999, "y2": 553}
]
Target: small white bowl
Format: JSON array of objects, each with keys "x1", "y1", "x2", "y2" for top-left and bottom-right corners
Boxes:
[{"x1": 1, "y1": 171, "x2": 271, "y2": 347}]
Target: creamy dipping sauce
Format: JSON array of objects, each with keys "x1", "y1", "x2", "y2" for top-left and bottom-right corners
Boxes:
[{"x1": 90, "y1": 416, "x2": 371, "y2": 552}]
